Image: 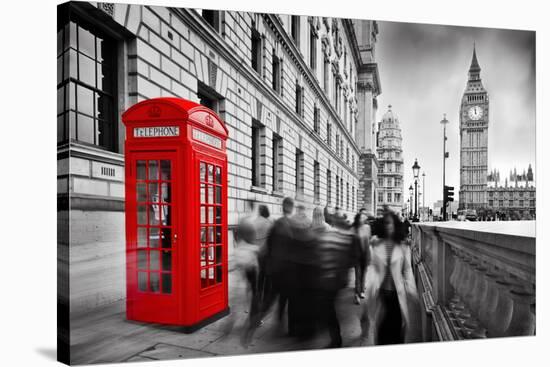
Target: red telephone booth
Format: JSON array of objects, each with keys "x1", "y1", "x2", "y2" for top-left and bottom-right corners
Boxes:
[{"x1": 122, "y1": 97, "x2": 229, "y2": 330}]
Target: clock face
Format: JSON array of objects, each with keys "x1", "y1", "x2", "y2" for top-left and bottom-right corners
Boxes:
[{"x1": 468, "y1": 105, "x2": 484, "y2": 120}]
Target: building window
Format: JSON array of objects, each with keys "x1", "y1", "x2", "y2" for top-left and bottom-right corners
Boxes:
[
  {"x1": 201, "y1": 10, "x2": 220, "y2": 32},
  {"x1": 327, "y1": 169, "x2": 332, "y2": 205},
  {"x1": 327, "y1": 121, "x2": 332, "y2": 148},
  {"x1": 309, "y1": 25, "x2": 317, "y2": 70},
  {"x1": 335, "y1": 133, "x2": 340, "y2": 156},
  {"x1": 344, "y1": 100, "x2": 348, "y2": 128},
  {"x1": 509, "y1": 200, "x2": 514, "y2": 206},
  {"x1": 272, "y1": 52, "x2": 281, "y2": 93},
  {"x1": 198, "y1": 83, "x2": 224, "y2": 115},
  {"x1": 346, "y1": 182, "x2": 349, "y2": 210},
  {"x1": 291, "y1": 16, "x2": 300, "y2": 47},
  {"x1": 387, "y1": 193, "x2": 392, "y2": 203},
  {"x1": 489, "y1": 200, "x2": 493, "y2": 207},
  {"x1": 251, "y1": 120, "x2": 265, "y2": 187},
  {"x1": 346, "y1": 147, "x2": 350, "y2": 165},
  {"x1": 57, "y1": 15, "x2": 118, "y2": 151},
  {"x1": 378, "y1": 192, "x2": 383, "y2": 203},
  {"x1": 395, "y1": 193, "x2": 401, "y2": 203},
  {"x1": 499, "y1": 200, "x2": 504, "y2": 206},
  {"x1": 333, "y1": 76, "x2": 340, "y2": 112},
  {"x1": 335, "y1": 174, "x2": 340, "y2": 207},
  {"x1": 272, "y1": 134, "x2": 283, "y2": 192},
  {"x1": 295, "y1": 149, "x2": 304, "y2": 195},
  {"x1": 323, "y1": 58, "x2": 330, "y2": 93},
  {"x1": 314, "y1": 161, "x2": 320, "y2": 203},
  {"x1": 530, "y1": 200, "x2": 535, "y2": 206},
  {"x1": 352, "y1": 185, "x2": 355, "y2": 212},
  {"x1": 295, "y1": 81, "x2": 304, "y2": 117},
  {"x1": 378, "y1": 177, "x2": 383, "y2": 187},
  {"x1": 313, "y1": 105, "x2": 320, "y2": 134},
  {"x1": 251, "y1": 27, "x2": 262, "y2": 74},
  {"x1": 340, "y1": 177, "x2": 344, "y2": 208}
]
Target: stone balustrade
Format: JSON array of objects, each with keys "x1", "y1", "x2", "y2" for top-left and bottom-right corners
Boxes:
[{"x1": 411, "y1": 221, "x2": 535, "y2": 341}]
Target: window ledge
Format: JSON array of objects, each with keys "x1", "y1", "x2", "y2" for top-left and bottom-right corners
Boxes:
[
  {"x1": 271, "y1": 190, "x2": 285, "y2": 198},
  {"x1": 250, "y1": 185, "x2": 269, "y2": 194}
]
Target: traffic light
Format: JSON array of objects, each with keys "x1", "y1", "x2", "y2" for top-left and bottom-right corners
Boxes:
[{"x1": 444, "y1": 185, "x2": 454, "y2": 202}]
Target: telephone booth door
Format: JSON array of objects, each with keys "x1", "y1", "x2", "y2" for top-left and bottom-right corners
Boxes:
[
  {"x1": 126, "y1": 151, "x2": 180, "y2": 324},
  {"x1": 196, "y1": 153, "x2": 227, "y2": 320}
]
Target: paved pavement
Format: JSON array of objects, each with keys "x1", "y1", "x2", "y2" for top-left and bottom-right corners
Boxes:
[{"x1": 70, "y1": 270, "x2": 371, "y2": 365}]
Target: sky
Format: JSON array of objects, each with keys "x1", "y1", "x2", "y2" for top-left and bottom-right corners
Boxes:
[{"x1": 374, "y1": 21, "x2": 536, "y2": 209}]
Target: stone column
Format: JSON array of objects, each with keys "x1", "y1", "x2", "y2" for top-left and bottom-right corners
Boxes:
[
  {"x1": 487, "y1": 273, "x2": 514, "y2": 337},
  {"x1": 504, "y1": 281, "x2": 535, "y2": 336}
]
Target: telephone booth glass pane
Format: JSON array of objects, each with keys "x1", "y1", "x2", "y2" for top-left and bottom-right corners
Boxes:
[
  {"x1": 160, "y1": 160, "x2": 171, "y2": 180},
  {"x1": 134, "y1": 158, "x2": 173, "y2": 294},
  {"x1": 137, "y1": 227, "x2": 147, "y2": 248},
  {"x1": 199, "y1": 161, "x2": 223, "y2": 289}
]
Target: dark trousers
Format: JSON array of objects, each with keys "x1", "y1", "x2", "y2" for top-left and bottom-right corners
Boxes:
[
  {"x1": 314, "y1": 290, "x2": 342, "y2": 347},
  {"x1": 354, "y1": 260, "x2": 366, "y2": 295},
  {"x1": 377, "y1": 290, "x2": 404, "y2": 345},
  {"x1": 248, "y1": 274, "x2": 288, "y2": 330},
  {"x1": 244, "y1": 268, "x2": 261, "y2": 321}
]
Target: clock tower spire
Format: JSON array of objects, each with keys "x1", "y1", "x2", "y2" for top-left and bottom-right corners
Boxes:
[
  {"x1": 469, "y1": 43, "x2": 481, "y2": 80},
  {"x1": 459, "y1": 44, "x2": 489, "y2": 211}
]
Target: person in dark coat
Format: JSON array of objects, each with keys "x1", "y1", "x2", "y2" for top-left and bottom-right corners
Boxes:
[
  {"x1": 242, "y1": 197, "x2": 295, "y2": 345},
  {"x1": 311, "y1": 214, "x2": 357, "y2": 348}
]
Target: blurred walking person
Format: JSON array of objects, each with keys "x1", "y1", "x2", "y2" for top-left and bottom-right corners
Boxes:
[
  {"x1": 242, "y1": 197, "x2": 295, "y2": 345},
  {"x1": 361, "y1": 211, "x2": 421, "y2": 345},
  {"x1": 311, "y1": 212, "x2": 357, "y2": 348},
  {"x1": 352, "y1": 211, "x2": 371, "y2": 304},
  {"x1": 253, "y1": 205, "x2": 273, "y2": 306},
  {"x1": 312, "y1": 207, "x2": 331, "y2": 232},
  {"x1": 233, "y1": 217, "x2": 261, "y2": 342}
]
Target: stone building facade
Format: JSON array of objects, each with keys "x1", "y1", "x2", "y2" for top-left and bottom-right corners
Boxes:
[
  {"x1": 376, "y1": 105, "x2": 404, "y2": 215},
  {"x1": 57, "y1": 2, "x2": 379, "y2": 313},
  {"x1": 486, "y1": 165, "x2": 536, "y2": 219},
  {"x1": 354, "y1": 21, "x2": 381, "y2": 216}
]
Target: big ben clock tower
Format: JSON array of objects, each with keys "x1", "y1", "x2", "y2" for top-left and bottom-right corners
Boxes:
[{"x1": 459, "y1": 45, "x2": 489, "y2": 210}]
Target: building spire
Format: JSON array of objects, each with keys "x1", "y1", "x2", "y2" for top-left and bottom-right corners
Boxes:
[{"x1": 469, "y1": 43, "x2": 481, "y2": 73}]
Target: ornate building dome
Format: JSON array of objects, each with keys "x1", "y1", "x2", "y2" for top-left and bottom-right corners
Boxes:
[{"x1": 381, "y1": 105, "x2": 399, "y2": 124}]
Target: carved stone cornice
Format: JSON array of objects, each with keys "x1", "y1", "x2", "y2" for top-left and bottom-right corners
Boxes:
[
  {"x1": 308, "y1": 16, "x2": 320, "y2": 37},
  {"x1": 357, "y1": 62, "x2": 381, "y2": 95},
  {"x1": 323, "y1": 17, "x2": 331, "y2": 32}
]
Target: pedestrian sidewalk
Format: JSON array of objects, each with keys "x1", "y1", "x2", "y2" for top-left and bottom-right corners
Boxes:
[{"x1": 70, "y1": 270, "x2": 370, "y2": 365}]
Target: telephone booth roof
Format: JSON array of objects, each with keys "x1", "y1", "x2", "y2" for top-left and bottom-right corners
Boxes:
[{"x1": 122, "y1": 97, "x2": 228, "y2": 140}]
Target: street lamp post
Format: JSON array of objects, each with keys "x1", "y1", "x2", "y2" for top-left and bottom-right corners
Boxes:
[
  {"x1": 422, "y1": 172, "x2": 426, "y2": 219},
  {"x1": 441, "y1": 114, "x2": 450, "y2": 221},
  {"x1": 409, "y1": 185, "x2": 413, "y2": 218},
  {"x1": 412, "y1": 159, "x2": 420, "y2": 221}
]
